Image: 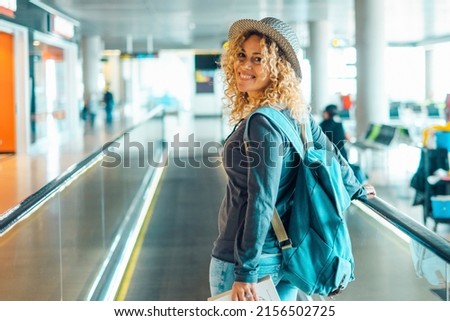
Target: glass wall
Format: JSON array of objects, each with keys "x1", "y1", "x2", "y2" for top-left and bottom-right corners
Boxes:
[
  {"x1": 431, "y1": 43, "x2": 450, "y2": 105},
  {"x1": 31, "y1": 41, "x2": 67, "y2": 144},
  {"x1": 386, "y1": 47, "x2": 426, "y2": 103},
  {"x1": 329, "y1": 47, "x2": 357, "y2": 103},
  {"x1": 116, "y1": 51, "x2": 194, "y2": 119}
]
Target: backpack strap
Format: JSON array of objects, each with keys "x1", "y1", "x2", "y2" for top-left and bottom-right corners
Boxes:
[
  {"x1": 271, "y1": 209, "x2": 292, "y2": 249},
  {"x1": 243, "y1": 106, "x2": 310, "y2": 251},
  {"x1": 244, "y1": 106, "x2": 306, "y2": 157}
]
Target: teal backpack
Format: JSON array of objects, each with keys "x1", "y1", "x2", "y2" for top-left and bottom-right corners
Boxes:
[{"x1": 245, "y1": 107, "x2": 360, "y2": 297}]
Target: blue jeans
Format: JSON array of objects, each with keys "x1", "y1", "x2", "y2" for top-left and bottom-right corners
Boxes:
[{"x1": 209, "y1": 254, "x2": 299, "y2": 301}]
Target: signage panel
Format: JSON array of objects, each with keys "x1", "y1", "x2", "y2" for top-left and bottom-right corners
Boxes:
[{"x1": 0, "y1": 0, "x2": 17, "y2": 17}]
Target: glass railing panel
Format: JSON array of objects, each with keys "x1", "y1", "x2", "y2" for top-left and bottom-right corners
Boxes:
[
  {"x1": 0, "y1": 108, "x2": 165, "y2": 300},
  {"x1": 58, "y1": 167, "x2": 109, "y2": 300},
  {"x1": 0, "y1": 197, "x2": 64, "y2": 300},
  {"x1": 409, "y1": 240, "x2": 449, "y2": 300},
  {"x1": 313, "y1": 203, "x2": 450, "y2": 301},
  {"x1": 58, "y1": 112, "x2": 165, "y2": 300}
]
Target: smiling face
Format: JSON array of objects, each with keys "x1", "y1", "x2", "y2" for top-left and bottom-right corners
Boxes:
[{"x1": 233, "y1": 34, "x2": 271, "y2": 99}]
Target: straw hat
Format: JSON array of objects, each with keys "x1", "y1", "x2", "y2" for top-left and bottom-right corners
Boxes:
[{"x1": 228, "y1": 17, "x2": 302, "y2": 79}]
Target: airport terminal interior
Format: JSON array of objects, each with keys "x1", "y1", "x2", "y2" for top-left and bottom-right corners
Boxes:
[{"x1": 0, "y1": 0, "x2": 449, "y2": 301}]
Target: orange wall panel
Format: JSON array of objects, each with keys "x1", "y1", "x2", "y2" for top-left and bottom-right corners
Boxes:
[{"x1": 0, "y1": 32, "x2": 16, "y2": 153}]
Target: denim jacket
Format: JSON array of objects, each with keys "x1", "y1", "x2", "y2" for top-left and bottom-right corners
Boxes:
[{"x1": 211, "y1": 108, "x2": 365, "y2": 283}]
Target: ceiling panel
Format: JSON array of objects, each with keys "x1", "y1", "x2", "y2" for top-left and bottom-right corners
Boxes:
[{"x1": 35, "y1": 0, "x2": 450, "y2": 51}]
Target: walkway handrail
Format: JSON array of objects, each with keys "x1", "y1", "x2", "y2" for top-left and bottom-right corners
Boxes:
[
  {"x1": 0, "y1": 105, "x2": 164, "y2": 235},
  {"x1": 356, "y1": 196, "x2": 450, "y2": 264}
]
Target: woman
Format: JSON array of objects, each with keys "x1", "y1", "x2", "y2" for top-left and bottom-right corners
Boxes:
[{"x1": 209, "y1": 17, "x2": 375, "y2": 301}]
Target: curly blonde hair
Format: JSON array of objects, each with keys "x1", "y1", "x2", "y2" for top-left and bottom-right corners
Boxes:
[{"x1": 221, "y1": 31, "x2": 309, "y2": 124}]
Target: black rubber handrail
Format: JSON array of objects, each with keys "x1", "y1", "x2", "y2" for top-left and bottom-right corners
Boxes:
[
  {"x1": 0, "y1": 105, "x2": 164, "y2": 234},
  {"x1": 357, "y1": 196, "x2": 450, "y2": 264}
]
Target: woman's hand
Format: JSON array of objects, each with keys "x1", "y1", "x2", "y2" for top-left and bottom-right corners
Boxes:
[
  {"x1": 363, "y1": 184, "x2": 376, "y2": 199},
  {"x1": 231, "y1": 281, "x2": 258, "y2": 301}
]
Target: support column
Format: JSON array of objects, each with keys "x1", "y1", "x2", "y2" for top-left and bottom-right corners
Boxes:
[
  {"x1": 308, "y1": 20, "x2": 331, "y2": 115},
  {"x1": 425, "y1": 48, "x2": 435, "y2": 103},
  {"x1": 81, "y1": 35, "x2": 101, "y2": 122},
  {"x1": 355, "y1": 0, "x2": 388, "y2": 138}
]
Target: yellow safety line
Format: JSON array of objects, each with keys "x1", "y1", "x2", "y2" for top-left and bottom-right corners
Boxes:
[{"x1": 115, "y1": 168, "x2": 167, "y2": 301}]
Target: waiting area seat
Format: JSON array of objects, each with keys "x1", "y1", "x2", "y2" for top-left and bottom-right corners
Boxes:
[
  {"x1": 352, "y1": 123, "x2": 412, "y2": 150},
  {"x1": 349, "y1": 123, "x2": 414, "y2": 185}
]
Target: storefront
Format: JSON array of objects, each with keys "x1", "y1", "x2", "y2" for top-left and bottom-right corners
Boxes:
[
  {"x1": 0, "y1": 0, "x2": 79, "y2": 154},
  {"x1": 0, "y1": 3, "x2": 29, "y2": 154}
]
